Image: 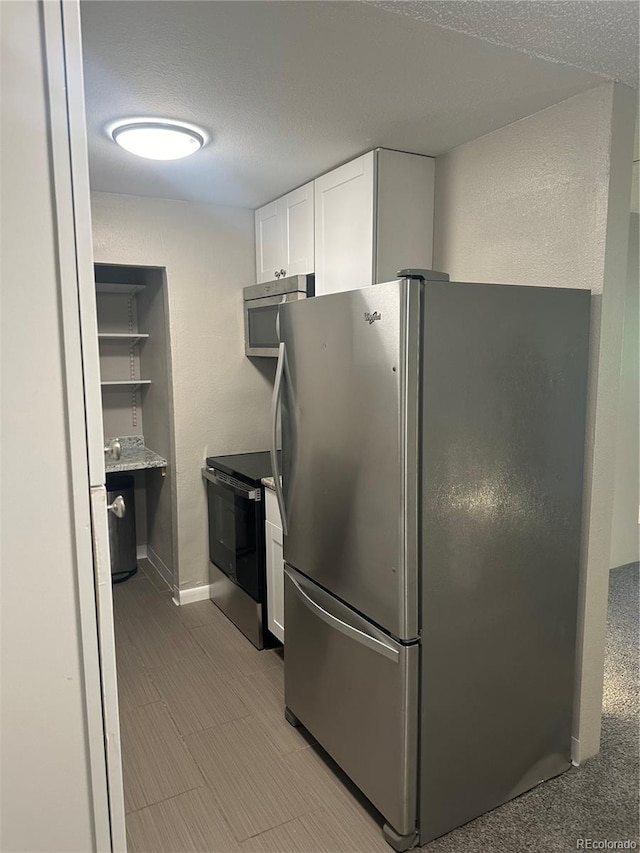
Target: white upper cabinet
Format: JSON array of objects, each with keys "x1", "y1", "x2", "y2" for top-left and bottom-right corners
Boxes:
[
  {"x1": 283, "y1": 182, "x2": 314, "y2": 277},
  {"x1": 255, "y1": 200, "x2": 283, "y2": 284},
  {"x1": 254, "y1": 151, "x2": 434, "y2": 293},
  {"x1": 315, "y1": 149, "x2": 435, "y2": 296},
  {"x1": 314, "y1": 152, "x2": 375, "y2": 296},
  {"x1": 255, "y1": 182, "x2": 314, "y2": 283}
]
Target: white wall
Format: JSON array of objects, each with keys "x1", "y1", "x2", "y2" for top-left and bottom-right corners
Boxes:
[
  {"x1": 91, "y1": 193, "x2": 275, "y2": 590},
  {"x1": 0, "y1": 2, "x2": 100, "y2": 849},
  {"x1": 433, "y1": 83, "x2": 636, "y2": 761},
  {"x1": 610, "y1": 214, "x2": 639, "y2": 568}
]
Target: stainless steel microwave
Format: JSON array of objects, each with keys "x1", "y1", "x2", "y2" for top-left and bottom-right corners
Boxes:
[{"x1": 243, "y1": 274, "x2": 314, "y2": 357}]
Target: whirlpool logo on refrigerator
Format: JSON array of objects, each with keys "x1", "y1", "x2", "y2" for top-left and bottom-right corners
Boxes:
[{"x1": 364, "y1": 311, "x2": 381, "y2": 325}]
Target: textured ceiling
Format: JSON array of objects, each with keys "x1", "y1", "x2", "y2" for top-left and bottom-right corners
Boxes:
[
  {"x1": 81, "y1": 0, "x2": 630, "y2": 209},
  {"x1": 371, "y1": 1, "x2": 639, "y2": 88}
]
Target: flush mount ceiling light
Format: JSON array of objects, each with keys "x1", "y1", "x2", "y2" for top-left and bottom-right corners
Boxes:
[{"x1": 109, "y1": 118, "x2": 206, "y2": 161}]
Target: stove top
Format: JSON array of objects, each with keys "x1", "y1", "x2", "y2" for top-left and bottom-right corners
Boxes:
[{"x1": 205, "y1": 450, "x2": 278, "y2": 486}]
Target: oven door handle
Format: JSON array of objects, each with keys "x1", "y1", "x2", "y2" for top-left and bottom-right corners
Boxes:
[
  {"x1": 202, "y1": 468, "x2": 261, "y2": 501},
  {"x1": 271, "y1": 341, "x2": 288, "y2": 535}
]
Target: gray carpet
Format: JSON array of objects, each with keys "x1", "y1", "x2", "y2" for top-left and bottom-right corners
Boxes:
[{"x1": 425, "y1": 562, "x2": 640, "y2": 851}]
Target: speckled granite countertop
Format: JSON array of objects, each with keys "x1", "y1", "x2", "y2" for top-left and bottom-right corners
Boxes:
[{"x1": 105, "y1": 435, "x2": 167, "y2": 473}]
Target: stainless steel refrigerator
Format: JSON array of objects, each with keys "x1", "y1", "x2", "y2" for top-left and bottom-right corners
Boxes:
[{"x1": 270, "y1": 271, "x2": 590, "y2": 850}]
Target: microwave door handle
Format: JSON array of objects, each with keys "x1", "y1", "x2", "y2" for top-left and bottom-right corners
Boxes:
[{"x1": 271, "y1": 341, "x2": 288, "y2": 535}]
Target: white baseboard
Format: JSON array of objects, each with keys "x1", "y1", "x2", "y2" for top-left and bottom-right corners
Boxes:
[
  {"x1": 173, "y1": 584, "x2": 213, "y2": 606},
  {"x1": 571, "y1": 735, "x2": 581, "y2": 766},
  {"x1": 145, "y1": 546, "x2": 173, "y2": 591}
]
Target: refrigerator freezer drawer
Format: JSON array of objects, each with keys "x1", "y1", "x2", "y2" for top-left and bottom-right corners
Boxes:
[{"x1": 284, "y1": 566, "x2": 418, "y2": 837}]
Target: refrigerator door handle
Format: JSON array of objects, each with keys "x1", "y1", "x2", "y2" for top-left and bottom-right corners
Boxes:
[
  {"x1": 271, "y1": 341, "x2": 288, "y2": 535},
  {"x1": 285, "y1": 567, "x2": 400, "y2": 662}
]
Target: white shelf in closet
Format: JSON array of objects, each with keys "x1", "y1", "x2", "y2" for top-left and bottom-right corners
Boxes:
[
  {"x1": 98, "y1": 333, "x2": 149, "y2": 344},
  {"x1": 95, "y1": 282, "x2": 146, "y2": 295},
  {"x1": 100, "y1": 380, "x2": 151, "y2": 389}
]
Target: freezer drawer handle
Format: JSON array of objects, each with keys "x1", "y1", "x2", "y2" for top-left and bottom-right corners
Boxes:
[{"x1": 287, "y1": 570, "x2": 399, "y2": 663}]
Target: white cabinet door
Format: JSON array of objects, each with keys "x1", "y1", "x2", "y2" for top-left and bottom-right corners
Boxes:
[
  {"x1": 314, "y1": 151, "x2": 375, "y2": 296},
  {"x1": 283, "y1": 182, "x2": 314, "y2": 277},
  {"x1": 266, "y1": 519, "x2": 285, "y2": 643},
  {"x1": 255, "y1": 200, "x2": 283, "y2": 283},
  {"x1": 256, "y1": 184, "x2": 314, "y2": 283}
]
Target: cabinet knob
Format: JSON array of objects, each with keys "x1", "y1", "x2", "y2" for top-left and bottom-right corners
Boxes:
[
  {"x1": 280, "y1": 269, "x2": 286, "y2": 277},
  {"x1": 104, "y1": 438, "x2": 121, "y2": 460},
  {"x1": 107, "y1": 495, "x2": 126, "y2": 519},
  {"x1": 274, "y1": 271, "x2": 281, "y2": 279}
]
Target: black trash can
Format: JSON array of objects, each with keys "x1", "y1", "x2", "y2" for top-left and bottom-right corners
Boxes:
[{"x1": 106, "y1": 473, "x2": 137, "y2": 584}]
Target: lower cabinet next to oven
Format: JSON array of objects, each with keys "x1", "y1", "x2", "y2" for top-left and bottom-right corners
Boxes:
[{"x1": 265, "y1": 488, "x2": 285, "y2": 643}]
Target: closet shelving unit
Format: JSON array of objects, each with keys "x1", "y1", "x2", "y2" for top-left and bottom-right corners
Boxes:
[{"x1": 96, "y1": 281, "x2": 151, "y2": 427}]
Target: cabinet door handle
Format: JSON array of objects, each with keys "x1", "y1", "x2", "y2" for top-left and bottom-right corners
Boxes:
[
  {"x1": 280, "y1": 269, "x2": 286, "y2": 277},
  {"x1": 107, "y1": 495, "x2": 126, "y2": 518},
  {"x1": 275, "y1": 270, "x2": 281, "y2": 279}
]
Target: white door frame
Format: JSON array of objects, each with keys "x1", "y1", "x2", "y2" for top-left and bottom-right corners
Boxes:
[{"x1": 42, "y1": 1, "x2": 126, "y2": 849}]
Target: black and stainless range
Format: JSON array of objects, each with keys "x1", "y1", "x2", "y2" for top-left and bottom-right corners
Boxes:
[{"x1": 203, "y1": 451, "x2": 279, "y2": 649}]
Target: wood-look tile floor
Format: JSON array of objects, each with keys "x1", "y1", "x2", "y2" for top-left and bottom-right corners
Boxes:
[{"x1": 114, "y1": 565, "x2": 390, "y2": 853}]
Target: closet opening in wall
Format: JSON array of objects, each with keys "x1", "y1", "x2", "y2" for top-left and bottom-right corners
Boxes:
[{"x1": 96, "y1": 262, "x2": 178, "y2": 593}]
